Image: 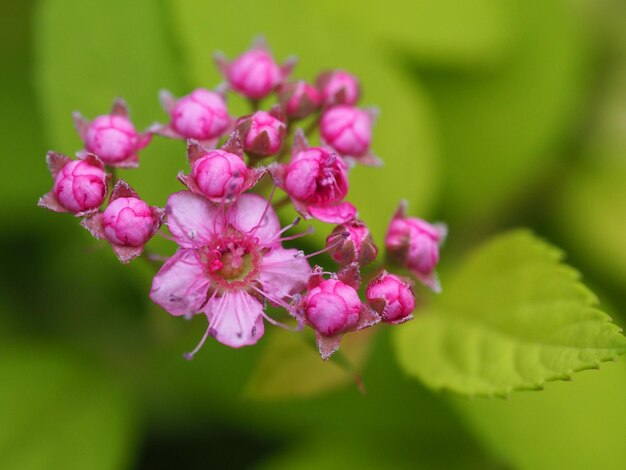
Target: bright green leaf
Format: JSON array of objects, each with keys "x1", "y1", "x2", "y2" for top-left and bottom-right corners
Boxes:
[
  {"x1": 245, "y1": 328, "x2": 375, "y2": 400},
  {"x1": 417, "y1": 0, "x2": 592, "y2": 225},
  {"x1": 552, "y1": 15, "x2": 626, "y2": 291},
  {"x1": 394, "y1": 230, "x2": 626, "y2": 397},
  {"x1": 452, "y1": 359, "x2": 626, "y2": 470},
  {"x1": 0, "y1": 342, "x2": 136, "y2": 470},
  {"x1": 316, "y1": 0, "x2": 512, "y2": 69},
  {"x1": 555, "y1": 163, "x2": 626, "y2": 288}
]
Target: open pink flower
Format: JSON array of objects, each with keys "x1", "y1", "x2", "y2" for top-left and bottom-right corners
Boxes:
[
  {"x1": 151, "y1": 88, "x2": 232, "y2": 148},
  {"x1": 178, "y1": 132, "x2": 264, "y2": 203},
  {"x1": 81, "y1": 180, "x2": 165, "y2": 263},
  {"x1": 38, "y1": 151, "x2": 109, "y2": 217},
  {"x1": 385, "y1": 200, "x2": 447, "y2": 292},
  {"x1": 215, "y1": 37, "x2": 295, "y2": 100},
  {"x1": 271, "y1": 130, "x2": 357, "y2": 224},
  {"x1": 73, "y1": 98, "x2": 151, "y2": 168},
  {"x1": 150, "y1": 191, "x2": 311, "y2": 353}
]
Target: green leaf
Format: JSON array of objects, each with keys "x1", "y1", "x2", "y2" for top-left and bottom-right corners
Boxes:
[
  {"x1": 416, "y1": 0, "x2": 592, "y2": 224},
  {"x1": 316, "y1": 0, "x2": 512, "y2": 69},
  {"x1": 245, "y1": 328, "x2": 374, "y2": 400},
  {"x1": 551, "y1": 11, "x2": 626, "y2": 291},
  {"x1": 555, "y1": 163, "x2": 626, "y2": 288},
  {"x1": 0, "y1": 342, "x2": 136, "y2": 470},
  {"x1": 394, "y1": 230, "x2": 626, "y2": 397},
  {"x1": 452, "y1": 359, "x2": 626, "y2": 470},
  {"x1": 167, "y1": 0, "x2": 440, "y2": 244}
]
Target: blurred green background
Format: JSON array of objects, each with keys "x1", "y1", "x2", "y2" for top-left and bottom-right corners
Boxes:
[{"x1": 2, "y1": 0, "x2": 626, "y2": 468}]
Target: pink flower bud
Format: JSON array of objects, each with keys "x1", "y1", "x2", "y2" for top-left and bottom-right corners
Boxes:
[
  {"x1": 385, "y1": 201, "x2": 447, "y2": 292},
  {"x1": 278, "y1": 80, "x2": 321, "y2": 120},
  {"x1": 321, "y1": 105, "x2": 373, "y2": 158},
  {"x1": 229, "y1": 49, "x2": 281, "y2": 99},
  {"x1": 284, "y1": 148, "x2": 349, "y2": 206},
  {"x1": 102, "y1": 197, "x2": 157, "y2": 247},
  {"x1": 85, "y1": 115, "x2": 141, "y2": 164},
  {"x1": 81, "y1": 180, "x2": 164, "y2": 263},
  {"x1": 74, "y1": 99, "x2": 151, "y2": 168},
  {"x1": 366, "y1": 272, "x2": 415, "y2": 324},
  {"x1": 53, "y1": 159, "x2": 107, "y2": 213},
  {"x1": 303, "y1": 279, "x2": 361, "y2": 337},
  {"x1": 191, "y1": 149, "x2": 248, "y2": 199},
  {"x1": 239, "y1": 110, "x2": 286, "y2": 157},
  {"x1": 317, "y1": 70, "x2": 360, "y2": 106},
  {"x1": 170, "y1": 88, "x2": 230, "y2": 141},
  {"x1": 326, "y1": 219, "x2": 378, "y2": 266}
]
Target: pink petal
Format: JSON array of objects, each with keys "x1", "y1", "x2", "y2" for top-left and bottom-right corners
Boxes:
[
  {"x1": 136, "y1": 132, "x2": 152, "y2": 150},
  {"x1": 413, "y1": 270, "x2": 441, "y2": 293},
  {"x1": 159, "y1": 89, "x2": 177, "y2": 113},
  {"x1": 291, "y1": 128, "x2": 308, "y2": 156},
  {"x1": 110, "y1": 179, "x2": 139, "y2": 201},
  {"x1": 337, "y1": 262, "x2": 361, "y2": 290},
  {"x1": 166, "y1": 191, "x2": 218, "y2": 248},
  {"x1": 112, "y1": 244, "x2": 144, "y2": 264},
  {"x1": 149, "y1": 123, "x2": 182, "y2": 139},
  {"x1": 203, "y1": 290, "x2": 265, "y2": 348},
  {"x1": 315, "y1": 332, "x2": 342, "y2": 360},
  {"x1": 186, "y1": 139, "x2": 207, "y2": 165},
  {"x1": 80, "y1": 214, "x2": 105, "y2": 239},
  {"x1": 110, "y1": 98, "x2": 129, "y2": 117},
  {"x1": 229, "y1": 193, "x2": 280, "y2": 247},
  {"x1": 73, "y1": 112, "x2": 89, "y2": 141},
  {"x1": 38, "y1": 191, "x2": 67, "y2": 214},
  {"x1": 356, "y1": 304, "x2": 381, "y2": 331},
  {"x1": 150, "y1": 249, "x2": 209, "y2": 317},
  {"x1": 45, "y1": 151, "x2": 72, "y2": 179},
  {"x1": 259, "y1": 247, "x2": 311, "y2": 299},
  {"x1": 308, "y1": 201, "x2": 357, "y2": 224},
  {"x1": 220, "y1": 130, "x2": 244, "y2": 157}
]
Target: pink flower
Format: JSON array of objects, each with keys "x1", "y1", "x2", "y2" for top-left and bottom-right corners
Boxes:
[
  {"x1": 298, "y1": 274, "x2": 379, "y2": 359},
  {"x1": 149, "y1": 190, "x2": 311, "y2": 353},
  {"x1": 151, "y1": 88, "x2": 231, "y2": 147},
  {"x1": 366, "y1": 271, "x2": 415, "y2": 324},
  {"x1": 316, "y1": 69, "x2": 360, "y2": 106},
  {"x1": 178, "y1": 133, "x2": 264, "y2": 202},
  {"x1": 73, "y1": 98, "x2": 151, "y2": 168},
  {"x1": 215, "y1": 37, "x2": 295, "y2": 100},
  {"x1": 38, "y1": 152, "x2": 109, "y2": 217},
  {"x1": 326, "y1": 219, "x2": 378, "y2": 266},
  {"x1": 81, "y1": 180, "x2": 165, "y2": 263},
  {"x1": 385, "y1": 201, "x2": 447, "y2": 292},
  {"x1": 237, "y1": 109, "x2": 286, "y2": 157},
  {"x1": 320, "y1": 106, "x2": 380, "y2": 166},
  {"x1": 278, "y1": 80, "x2": 321, "y2": 120},
  {"x1": 272, "y1": 130, "x2": 357, "y2": 224}
]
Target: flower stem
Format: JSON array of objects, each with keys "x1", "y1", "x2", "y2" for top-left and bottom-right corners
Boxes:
[
  {"x1": 307, "y1": 335, "x2": 366, "y2": 395},
  {"x1": 141, "y1": 249, "x2": 164, "y2": 271},
  {"x1": 276, "y1": 123, "x2": 294, "y2": 163},
  {"x1": 272, "y1": 195, "x2": 291, "y2": 210}
]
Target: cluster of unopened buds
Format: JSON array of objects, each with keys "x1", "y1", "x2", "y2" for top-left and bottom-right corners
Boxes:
[{"x1": 39, "y1": 38, "x2": 446, "y2": 360}]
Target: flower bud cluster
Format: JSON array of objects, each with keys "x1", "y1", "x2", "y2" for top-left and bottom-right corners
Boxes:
[{"x1": 39, "y1": 37, "x2": 445, "y2": 361}]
